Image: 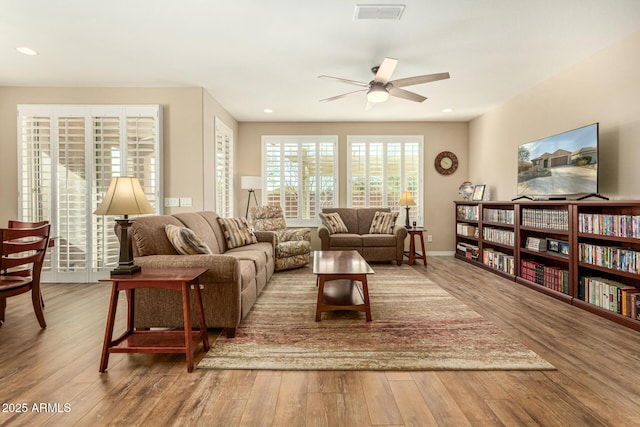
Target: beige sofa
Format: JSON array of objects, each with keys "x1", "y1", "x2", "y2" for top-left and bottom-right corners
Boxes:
[
  {"x1": 318, "y1": 207, "x2": 407, "y2": 265},
  {"x1": 128, "y1": 211, "x2": 275, "y2": 337}
]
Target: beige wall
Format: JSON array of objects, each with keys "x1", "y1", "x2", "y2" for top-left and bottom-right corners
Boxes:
[
  {"x1": 237, "y1": 121, "x2": 468, "y2": 251},
  {"x1": 0, "y1": 86, "x2": 238, "y2": 225},
  {"x1": 469, "y1": 30, "x2": 640, "y2": 201}
]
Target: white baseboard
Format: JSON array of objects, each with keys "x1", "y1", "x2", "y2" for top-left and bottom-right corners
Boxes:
[{"x1": 425, "y1": 251, "x2": 455, "y2": 257}]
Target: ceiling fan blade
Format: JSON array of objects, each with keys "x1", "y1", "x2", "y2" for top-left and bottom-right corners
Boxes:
[
  {"x1": 389, "y1": 87, "x2": 427, "y2": 103},
  {"x1": 374, "y1": 57, "x2": 398, "y2": 84},
  {"x1": 318, "y1": 75, "x2": 369, "y2": 87},
  {"x1": 320, "y1": 89, "x2": 367, "y2": 102},
  {"x1": 390, "y1": 72, "x2": 450, "y2": 88}
]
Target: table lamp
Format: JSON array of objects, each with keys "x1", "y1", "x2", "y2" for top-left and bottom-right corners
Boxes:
[
  {"x1": 241, "y1": 175, "x2": 262, "y2": 218},
  {"x1": 398, "y1": 192, "x2": 416, "y2": 228},
  {"x1": 94, "y1": 176, "x2": 154, "y2": 275}
]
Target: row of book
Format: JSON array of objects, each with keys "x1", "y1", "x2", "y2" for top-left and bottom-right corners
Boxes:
[
  {"x1": 483, "y1": 227, "x2": 515, "y2": 246},
  {"x1": 456, "y1": 242, "x2": 480, "y2": 260},
  {"x1": 457, "y1": 205, "x2": 479, "y2": 221},
  {"x1": 483, "y1": 248, "x2": 515, "y2": 275},
  {"x1": 578, "y1": 243, "x2": 640, "y2": 274},
  {"x1": 456, "y1": 223, "x2": 478, "y2": 238},
  {"x1": 483, "y1": 208, "x2": 515, "y2": 225},
  {"x1": 578, "y1": 213, "x2": 640, "y2": 239},
  {"x1": 520, "y1": 259, "x2": 569, "y2": 294},
  {"x1": 578, "y1": 276, "x2": 640, "y2": 319},
  {"x1": 521, "y1": 208, "x2": 569, "y2": 231}
]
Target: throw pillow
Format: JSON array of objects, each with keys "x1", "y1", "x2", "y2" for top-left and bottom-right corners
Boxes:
[
  {"x1": 217, "y1": 217, "x2": 258, "y2": 249},
  {"x1": 369, "y1": 211, "x2": 399, "y2": 234},
  {"x1": 165, "y1": 224, "x2": 212, "y2": 255},
  {"x1": 319, "y1": 212, "x2": 349, "y2": 234}
]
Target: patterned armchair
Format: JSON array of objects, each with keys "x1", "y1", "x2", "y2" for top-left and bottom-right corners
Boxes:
[{"x1": 249, "y1": 205, "x2": 311, "y2": 271}]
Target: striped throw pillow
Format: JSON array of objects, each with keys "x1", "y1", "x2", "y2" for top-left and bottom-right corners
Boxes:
[
  {"x1": 165, "y1": 224, "x2": 212, "y2": 255},
  {"x1": 369, "y1": 211, "x2": 399, "y2": 234},
  {"x1": 217, "y1": 217, "x2": 258, "y2": 249},
  {"x1": 319, "y1": 212, "x2": 349, "y2": 234}
]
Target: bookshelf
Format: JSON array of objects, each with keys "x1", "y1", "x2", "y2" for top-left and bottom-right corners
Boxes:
[{"x1": 454, "y1": 200, "x2": 640, "y2": 332}]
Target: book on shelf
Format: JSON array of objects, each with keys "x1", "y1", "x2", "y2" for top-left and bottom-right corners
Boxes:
[
  {"x1": 525, "y1": 237, "x2": 547, "y2": 252},
  {"x1": 579, "y1": 212, "x2": 640, "y2": 238},
  {"x1": 521, "y1": 259, "x2": 569, "y2": 294},
  {"x1": 579, "y1": 276, "x2": 640, "y2": 316},
  {"x1": 521, "y1": 208, "x2": 569, "y2": 231},
  {"x1": 456, "y1": 223, "x2": 477, "y2": 237}
]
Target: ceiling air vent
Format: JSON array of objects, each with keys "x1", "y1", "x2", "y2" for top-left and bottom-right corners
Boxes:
[{"x1": 354, "y1": 4, "x2": 405, "y2": 20}]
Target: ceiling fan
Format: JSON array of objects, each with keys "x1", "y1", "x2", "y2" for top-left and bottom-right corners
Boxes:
[{"x1": 318, "y1": 57, "x2": 449, "y2": 109}]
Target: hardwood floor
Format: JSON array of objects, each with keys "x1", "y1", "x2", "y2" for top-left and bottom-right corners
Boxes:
[{"x1": 1, "y1": 256, "x2": 640, "y2": 426}]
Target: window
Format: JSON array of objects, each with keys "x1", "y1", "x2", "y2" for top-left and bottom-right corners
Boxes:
[
  {"x1": 214, "y1": 118, "x2": 234, "y2": 217},
  {"x1": 262, "y1": 136, "x2": 338, "y2": 226},
  {"x1": 347, "y1": 135, "x2": 423, "y2": 225},
  {"x1": 18, "y1": 105, "x2": 162, "y2": 282}
]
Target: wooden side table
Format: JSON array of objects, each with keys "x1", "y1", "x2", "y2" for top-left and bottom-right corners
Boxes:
[
  {"x1": 99, "y1": 267, "x2": 210, "y2": 373},
  {"x1": 405, "y1": 228, "x2": 427, "y2": 266}
]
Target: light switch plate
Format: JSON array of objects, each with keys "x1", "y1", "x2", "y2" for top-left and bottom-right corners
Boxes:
[
  {"x1": 179, "y1": 197, "x2": 193, "y2": 207},
  {"x1": 164, "y1": 197, "x2": 179, "y2": 207}
]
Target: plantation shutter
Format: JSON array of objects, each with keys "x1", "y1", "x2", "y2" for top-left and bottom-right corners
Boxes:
[
  {"x1": 347, "y1": 136, "x2": 424, "y2": 226},
  {"x1": 262, "y1": 136, "x2": 338, "y2": 226},
  {"x1": 17, "y1": 105, "x2": 162, "y2": 283},
  {"x1": 214, "y1": 118, "x2": 234, "y2": 217}
]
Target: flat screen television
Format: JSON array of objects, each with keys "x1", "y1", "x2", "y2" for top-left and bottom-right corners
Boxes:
[{"x1": 516, "y1": 123, "x2": 599, "y2": 199}]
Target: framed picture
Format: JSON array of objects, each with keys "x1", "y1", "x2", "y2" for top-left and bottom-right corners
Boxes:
[{"x1": 472, "y1": 184, "x2": 486, "y2": 201}]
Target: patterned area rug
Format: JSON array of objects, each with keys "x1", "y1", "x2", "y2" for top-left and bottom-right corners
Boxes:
[{"x1": 198, "y1": 265, "x2": 555, "y2": 370}]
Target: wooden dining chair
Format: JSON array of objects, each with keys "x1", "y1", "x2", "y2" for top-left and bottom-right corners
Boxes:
[{"x1": 0, "y1": 223, "x2": 51, "y2": 328}]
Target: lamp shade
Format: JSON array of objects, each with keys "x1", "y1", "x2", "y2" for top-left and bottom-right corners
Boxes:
[
  {"x1": 398, "y1": 191, "x2": 416, "y2": 206},
  {"x1": 241, "y1": 176, "x2": 262, "y2": 190},
  {"x1": 94, "y1": 176, "x2": 154, "y2": 216}
]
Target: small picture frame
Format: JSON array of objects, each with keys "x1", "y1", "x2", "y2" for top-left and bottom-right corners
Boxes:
[{"x1": 472, "y1": 184, "x2": 486, "y2": 201}]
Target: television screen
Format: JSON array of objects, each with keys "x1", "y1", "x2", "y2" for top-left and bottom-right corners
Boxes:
[{"x1": 517, "y1": 123, "x2": 598, "y2": 198}]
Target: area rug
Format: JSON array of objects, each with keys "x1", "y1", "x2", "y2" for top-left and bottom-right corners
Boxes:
[{"x1": 198, "y1": 265, "x2": 555, "y2": 370}]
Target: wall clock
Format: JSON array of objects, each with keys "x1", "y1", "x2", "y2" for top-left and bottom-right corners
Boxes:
[{"x1": 434, "y1": 151, "x2": 458, "y2": 175}]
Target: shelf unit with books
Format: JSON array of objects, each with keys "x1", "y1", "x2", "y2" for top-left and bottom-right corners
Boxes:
[
  {"x1": 455, "y1": 201, "x2": 481, "y2": 264},
  {"x1": 573, "y1": 201, "x2": 640, "y2": 330},
  {"x1": 480, "y1": 202, "x2": 516, "y2": 279},
  {"x1": 515, "y1": 201, "x2": 573, "y2": 303},
  {"x1": 453, "y1": 200, "x2": 640, "y2": 333}
]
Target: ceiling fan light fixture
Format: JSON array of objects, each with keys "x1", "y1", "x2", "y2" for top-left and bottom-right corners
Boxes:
[{"x1": 367, "y1": 85, "x2": 389, "y2": 103}]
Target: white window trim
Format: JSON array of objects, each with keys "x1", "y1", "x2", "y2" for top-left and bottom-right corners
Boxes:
[
  {"x1": 347, "y1": 135, "x2": 424, "y2": 226},
  {"x1": 261, "y1": 135, "x2": 339, "y2": 227}
]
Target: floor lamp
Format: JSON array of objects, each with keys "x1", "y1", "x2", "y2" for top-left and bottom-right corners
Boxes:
[
  {"x1": 398, "y1": 191, "x2": 416, "y2": 228},
  {"x1": 94, "y1": 176, "x2": 154, "y2": 275},
  {"x1": 241, "y1": 176, "x2": 262, "y2": 218}
]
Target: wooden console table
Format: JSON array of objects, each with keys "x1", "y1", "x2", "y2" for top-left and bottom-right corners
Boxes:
[{"x1": 99, "y1": 267, "x2": 209, "y2": 373}]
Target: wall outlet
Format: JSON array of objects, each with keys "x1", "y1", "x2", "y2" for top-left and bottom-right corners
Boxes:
[
  {"x1": 427, "y1": 235, "x2": 433, "y2": 243},
  {"x1": 179, "y1": 197, "x2": 193, "y2": 207},
  {"x1": 164, "y1": 197, "x2": 179, "y2": 207}
]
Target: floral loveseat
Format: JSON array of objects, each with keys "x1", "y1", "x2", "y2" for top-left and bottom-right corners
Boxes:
[
  {"x1": 128, "y1": 211, "x2": 275, "y2": 337},
  {"x1": 318, "y1": 207, "x2": 407, "y2": 265}
]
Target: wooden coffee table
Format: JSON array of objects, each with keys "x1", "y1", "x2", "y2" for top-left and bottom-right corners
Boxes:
[{"x1": 313, "y1": 250, "x2": 374, "y2": 322}]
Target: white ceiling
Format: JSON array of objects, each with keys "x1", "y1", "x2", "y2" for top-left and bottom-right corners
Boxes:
[{"x1": 3, "y1": 1, "x2": 640, "y2": 122}]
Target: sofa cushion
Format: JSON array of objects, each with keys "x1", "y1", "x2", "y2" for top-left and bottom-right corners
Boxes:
[
  {"x1": 165, "y1": 224, "x2": 212, "y2": 255},
  {"x1": 369, "y1": 211, "x2": 399, "y2": 234},
  {"x1": 362, "y1": 233, "x2": 398, "y2": 247},
  {"x1": 329, "y1": 233, "x2": 362, "y2": 247},
  {"x1": 174, "y1": 212, "x2": 223, "y2": 254},
  {"x1": 225, "y1": 247, "x2": 268, "y2": 274},
  {"x1": 217, "y1": 217, "x2": 258, "y2": 249},
  {"x1": 357, "y1": 208, "x2": 390, "y2": 234},
  {"x1": 319, "y1": 212, "x2": 349, "y2": 234},
  {"x1": 131, "y1": 215, "x2": 184, "y2": 257}
]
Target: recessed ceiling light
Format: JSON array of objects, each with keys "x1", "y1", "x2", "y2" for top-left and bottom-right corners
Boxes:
[
  {"x1": 16, "y1": 46, "x2": 38, "y2": 56},
  {"x1": 263, "y1": 108, "x2": 273, "y2": 113},
  {"x1": 442, "y1": 108, "x2": 454, "y2": 113}
]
